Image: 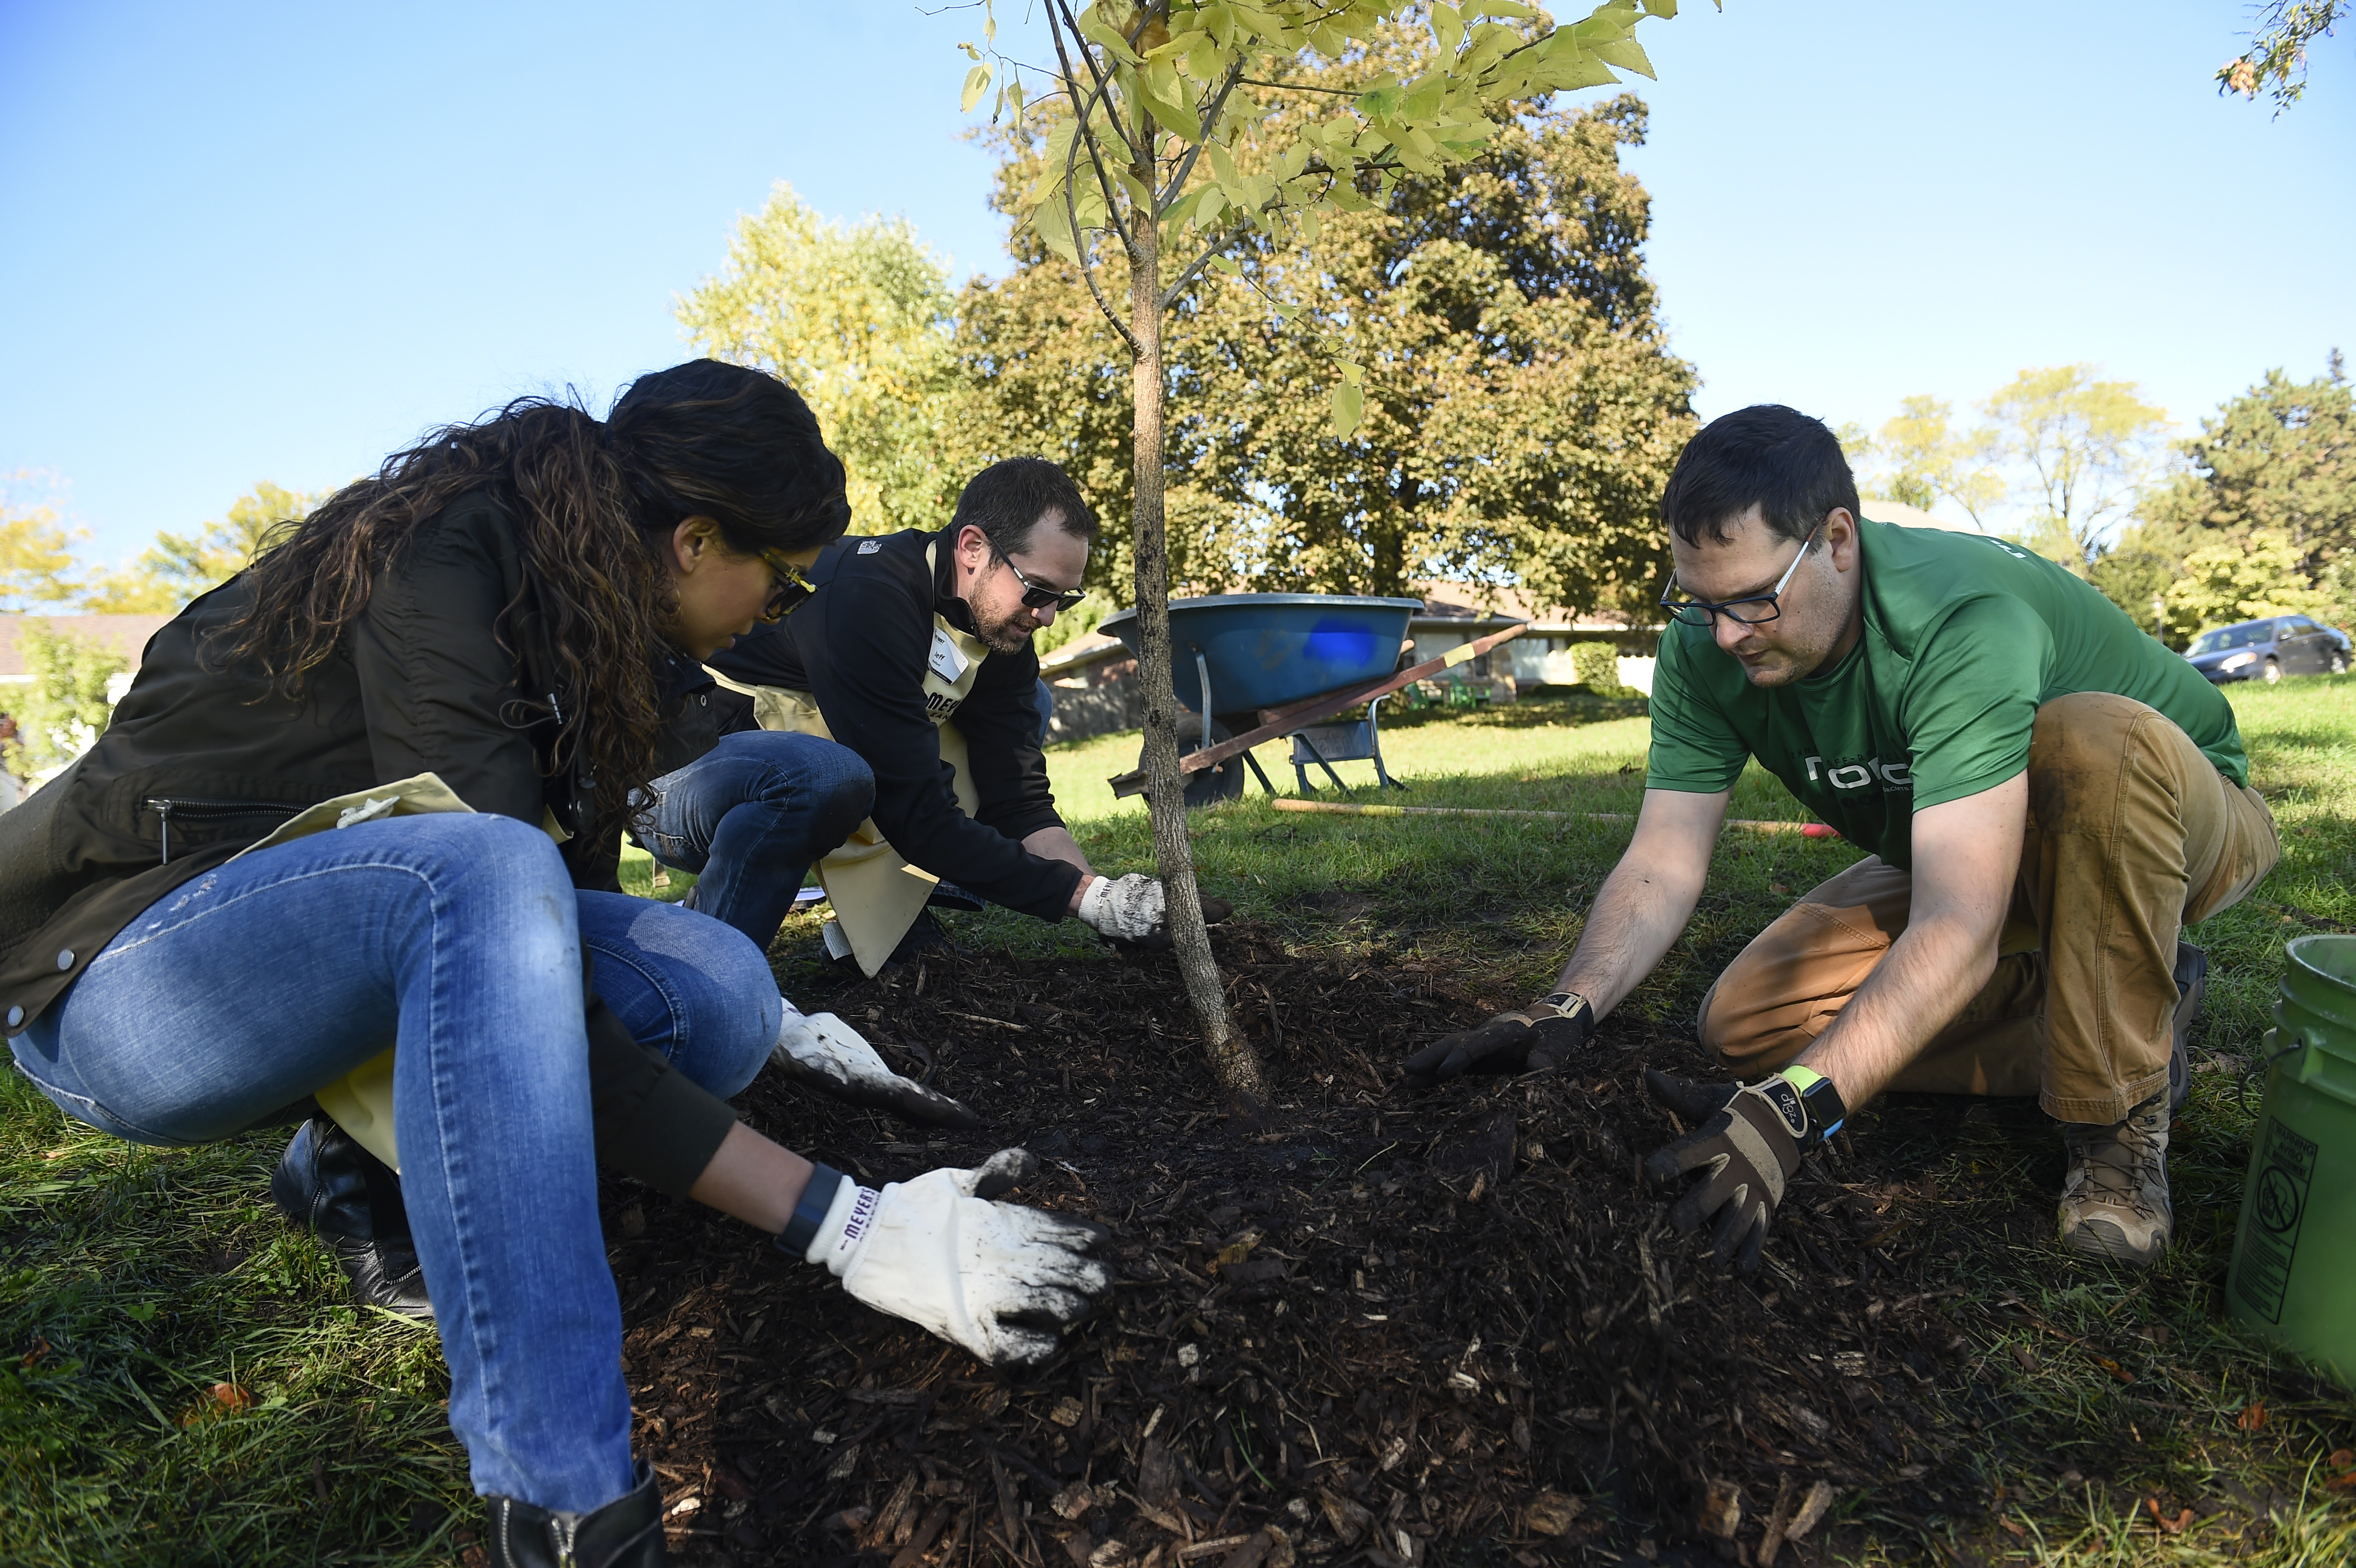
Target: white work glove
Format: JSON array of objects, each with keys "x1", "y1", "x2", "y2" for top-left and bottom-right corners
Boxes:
[
  {"x1": 1075, "y1": 873, "x2": 1233, "y2": 949},
  {"x1": 806, "y1": 1149, "x2": 1113, "y2": 1371},
  {"x1": 769, "y1": 1006, "x2": 980, "y2": 1130}
]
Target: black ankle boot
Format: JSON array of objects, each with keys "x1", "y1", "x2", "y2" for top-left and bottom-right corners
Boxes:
[
  {"x1": 486, "y1": 1461, "x2": 668, "y2": 1567},
  {"x1": 271, "y1": 1115, "x2": 435, "y2": 1320}
]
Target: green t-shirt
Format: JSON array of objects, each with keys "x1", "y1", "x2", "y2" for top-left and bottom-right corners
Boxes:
[{"x1": 1645, "y1": 519, "x2": 2248, "y2": 870}]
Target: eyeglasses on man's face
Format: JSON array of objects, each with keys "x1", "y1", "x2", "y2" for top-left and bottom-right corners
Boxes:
[
  {"x1": 1000, "y1": 554, "x2": 1087, "y2": 613},
  {"x1": 756, "y1": 550, "x2": 817, "y2": 623},
  {"x1": 1659, "y1": 519, "x2": 1826, "y2": 628}
]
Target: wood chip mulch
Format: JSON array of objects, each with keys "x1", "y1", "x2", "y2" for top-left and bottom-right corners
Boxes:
[{"x1": 595, "y1": 925, "x2": 2004, "y2": 1568}]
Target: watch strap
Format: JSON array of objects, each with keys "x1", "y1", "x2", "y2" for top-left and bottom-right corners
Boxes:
[
  {"x1": 780, "y1": 1163, "x2": 848, "y2": 1258},
  {"x1": 1538, "y1": 990, "x2": 1591, "y2": 1021},
  {"x1": 1778, "y1": 1065, "x2": 1849, "y2": 1147}
]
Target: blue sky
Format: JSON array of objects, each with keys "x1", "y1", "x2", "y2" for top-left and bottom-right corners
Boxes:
[{"x1": 3, "y1": 1, "x2": 2350, "y2": 561}]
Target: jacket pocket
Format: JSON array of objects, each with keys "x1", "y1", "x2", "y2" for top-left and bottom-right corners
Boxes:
[{"x1": 143, "y1": 796, "x2": 305, "y2": 863}]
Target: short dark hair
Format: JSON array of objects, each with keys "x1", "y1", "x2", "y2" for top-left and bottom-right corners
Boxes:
[
  {"x1": 950, "y1": 457, "x2": 1099, "y2": 558},
  {"x1": 1660, "y1": 404, "x2": 1860, "y2": 547}
]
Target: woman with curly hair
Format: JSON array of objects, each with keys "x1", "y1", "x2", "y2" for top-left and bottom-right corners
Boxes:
[{"x1": 0, "y1": 360, "x2": 1111, "y2": 1568}]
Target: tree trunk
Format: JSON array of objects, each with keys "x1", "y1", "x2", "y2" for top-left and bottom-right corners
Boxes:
[{"x1": 1126, "y1": 174, "x2": 1266, "y2": 1109}]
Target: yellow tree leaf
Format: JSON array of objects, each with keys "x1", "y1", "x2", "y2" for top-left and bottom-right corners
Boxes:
[
  {"x1": 960, "y1": 62, "x2": 993, "y2": 113},
  {"x1": 1430, "y1": 3, "x2": 1466, "y2": 54},
  {"x1": 1331, "y1": 381, "x2": 1364, "y2": 439}
]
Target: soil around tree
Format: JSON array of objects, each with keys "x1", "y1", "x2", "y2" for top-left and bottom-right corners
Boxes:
[{"x1": 589, "y1": 925, "x2": 2243, "y2": 1568}]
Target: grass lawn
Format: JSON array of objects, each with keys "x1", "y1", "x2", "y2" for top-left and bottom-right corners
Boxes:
[{"x1": 6, "y1": 680, "x2": 2356, "y2": 1565}]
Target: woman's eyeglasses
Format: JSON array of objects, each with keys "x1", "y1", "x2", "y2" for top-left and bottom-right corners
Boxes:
[
  {"x1": 1001, "y1": 555, "x2": 1088, "y2": 613},
  {"x1": 756, "y1": 550, "x2": 818, "y2": 622},
  {"x1": 1658, "y1": 520, "x2": 1824, "y2": 628}
]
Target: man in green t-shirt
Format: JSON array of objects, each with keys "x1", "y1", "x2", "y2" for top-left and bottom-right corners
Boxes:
[{"x1": 1404, "y1": 405, "x2": 2279, "y2": 1271}]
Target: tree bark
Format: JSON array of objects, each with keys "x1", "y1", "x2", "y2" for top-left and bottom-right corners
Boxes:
[{"x1": 1126, "y1": 161, "x2": 1266, "y2": 1109}]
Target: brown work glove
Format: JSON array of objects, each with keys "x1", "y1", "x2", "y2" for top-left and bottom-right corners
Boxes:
[{"x1": 1402, "y1": 991, "x2": 1593, "y2": 1089}]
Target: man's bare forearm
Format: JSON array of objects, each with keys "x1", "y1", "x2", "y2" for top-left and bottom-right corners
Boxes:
[
  {"x1": 1795, "y1": 774, "x2": 2025, "y2": 1104},
  {"x1": 1795, "y1": 911, "x2": 1996, "y2": 1104},
  {"x1": 1551, "y1": 855, "x2": 1706, "y2": 1017},
  {"x1": 1546, "y1": 790, "x2": 1726, "y2": 1017}
]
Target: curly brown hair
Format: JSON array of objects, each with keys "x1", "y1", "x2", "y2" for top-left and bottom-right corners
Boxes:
[{"x1": 212, "y1": 359, "x2": 848, "y2": 829}]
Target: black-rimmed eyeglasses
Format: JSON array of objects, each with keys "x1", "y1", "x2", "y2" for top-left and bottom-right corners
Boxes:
[
  {"x1": 1659, "y1": 522, "x2": 1824, "y2": 628},
  {"x1": 756, "y1": 550, "x2": 818, "y2": 623},
  {"x1": 1001, "y1": 555, "x2": 1087, "y2": 613}
]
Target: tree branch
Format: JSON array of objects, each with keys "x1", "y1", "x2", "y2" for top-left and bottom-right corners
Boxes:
[
  {"x1": 1043, "y1": 5, "x2": 1142, "y2": 356},
  {"x1": 1158, "y1": 62, "x2": 1247, "y2": 209},
  {"x1": 1047, "y1": 2, "x2": 1141, "y2": 261}
]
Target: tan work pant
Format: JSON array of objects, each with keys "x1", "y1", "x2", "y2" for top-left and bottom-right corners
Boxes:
[{"x1": 1699, "y1": 693, "x2": 2279, "y2": 1124}]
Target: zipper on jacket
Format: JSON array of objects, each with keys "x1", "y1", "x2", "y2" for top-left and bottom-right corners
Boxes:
[{"x1": 144, "y1": 796, "x2": 304, "y2": 864}]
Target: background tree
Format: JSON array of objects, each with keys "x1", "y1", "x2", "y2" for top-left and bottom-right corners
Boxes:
[
  {"x1": 2218, "y1": 0, "x2": 2344, "y2": 109},
  {"x1": 960, "y1": 0, "x2": 1688, "y2": 1100},
  {"x1": 680, "y1": 183, "x2": 965, "y2": 534},
  {"x1": 958, "y1": 77, "x2": 1696, "y2": 622},
  {"x1": 0, "y1": 478, "x2": 85, "y2": 612},
  {"x1": 2, "y1": 623, "x2": 128, "y2": 776},
  {"x1": 80, "y1": 481, "x2": 320, "y2": 612},
  {"x1": 2115, "y1": 354, "x2": 2356, "y2": 633},
  {"x1": 1858, "y1": 395, "x2": 2002, "y2": 526},
  {"x1": 2166, "y1": 528, "x2": 2332, "y2": 632},
  {"x1": 1979, "y1": 364, "x2": 2169, "y2": 570},
  {"x1": 1183, "y1": 88, "x2": 1696, "y2": 620}
]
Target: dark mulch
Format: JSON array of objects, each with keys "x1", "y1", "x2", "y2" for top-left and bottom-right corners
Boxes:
[{"x1": 591, "y1": 926, "x2": 2046, "y2": 1568}]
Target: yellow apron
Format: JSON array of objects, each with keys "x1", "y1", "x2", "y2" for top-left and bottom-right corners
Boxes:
[
  {"x1": 232, "y1": 773, "x2": 570, "y2": 1172},
  {"x1": 709, "y1": 556, "x2": 991, "y2": 978}
]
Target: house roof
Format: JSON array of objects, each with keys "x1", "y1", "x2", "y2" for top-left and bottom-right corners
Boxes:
[{"x1": 0, "y1": 613, "x2": 175, "y2": 681}]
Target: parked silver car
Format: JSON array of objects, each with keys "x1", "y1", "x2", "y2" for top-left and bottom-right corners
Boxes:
[{"x1": 2183, "y1": 615, "x2": 2351, "y2": 684}]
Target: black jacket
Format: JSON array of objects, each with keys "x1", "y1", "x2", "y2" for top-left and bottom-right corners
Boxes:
[
  {"x1": 0, "y1": 490, "x2": 733, "y2": 1196},
  {"x1": 708, "y1": 527, "x2": 1081, "y2": 920}
]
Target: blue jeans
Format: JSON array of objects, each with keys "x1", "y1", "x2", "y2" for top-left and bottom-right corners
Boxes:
[
  {"x1": 632, "y1": 730, "x2": 873, "y2": 949},
  {"x1": 7, "y1": 813, "x2": 779, "y2": 1513}
]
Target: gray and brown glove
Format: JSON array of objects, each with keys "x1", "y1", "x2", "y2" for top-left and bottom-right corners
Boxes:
[
  {"x1": 1402, "y1": 991, "x2": 1593, "y2": 1089},
  {"x1": 1641, "y1": 1065, "x2": 1847, "y2": 1274},
  {"x1": 1076, "y1": 873, "x2": 1233, "y2": 949}
]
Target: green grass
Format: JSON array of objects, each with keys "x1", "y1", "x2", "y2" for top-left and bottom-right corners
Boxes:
[{"x1": 7, "y1": 679, "x2": 2356, "y2": 1564}]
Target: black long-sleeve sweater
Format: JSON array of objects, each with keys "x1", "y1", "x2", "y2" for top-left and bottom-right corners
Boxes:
[{"x1": 706, "y1": 527, "x2": 1081, "y2": 921}]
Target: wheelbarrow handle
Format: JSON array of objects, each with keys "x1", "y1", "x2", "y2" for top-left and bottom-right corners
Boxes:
[{"x1": 1108, "y1": 622, "x2": 1529, "y2": 798}]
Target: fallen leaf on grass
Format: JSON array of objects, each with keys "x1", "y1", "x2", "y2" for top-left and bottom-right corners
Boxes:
[
  {"x1": 2237, "y1": 1402, "x2": 2268, "y2": 1431},
  {"x1": 179, "y1": 1383, "x2": 251, "y2": 1425}
]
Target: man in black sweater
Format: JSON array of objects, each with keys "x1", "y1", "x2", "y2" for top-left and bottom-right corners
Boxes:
[{"x1": 707, "y1": 457, "x2": 1223, "y2": 972}]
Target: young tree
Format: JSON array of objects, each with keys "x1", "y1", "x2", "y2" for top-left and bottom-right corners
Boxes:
[
  {"x1": 1981, "y1": 365, "x2": 2169, "y2": 569},
  {"x1": 959, "y1": 0, "x2": 1690, "y2": 1099},
  {"x1": 680, "y1": 184, "x2": 966, "y2": 534}
]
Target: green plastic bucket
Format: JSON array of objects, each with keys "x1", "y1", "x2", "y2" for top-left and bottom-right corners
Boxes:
[{"x1": 2226, "y1": 934, "x2": 2356, "y2": 1386}]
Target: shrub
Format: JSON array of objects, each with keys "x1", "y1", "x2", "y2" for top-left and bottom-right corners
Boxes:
[{"x1": 1569, "y1": 641, "x2": 1635, "y2": 697}]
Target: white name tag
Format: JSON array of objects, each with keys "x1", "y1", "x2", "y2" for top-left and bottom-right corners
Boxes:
[{"x1": 927, "y1": 628, "x2": 971, "y2": 683}]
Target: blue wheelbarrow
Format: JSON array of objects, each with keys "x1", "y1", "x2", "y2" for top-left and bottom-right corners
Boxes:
[{"x1": 1098, "y1": 594, "x2": 1528, "y2": 806}]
